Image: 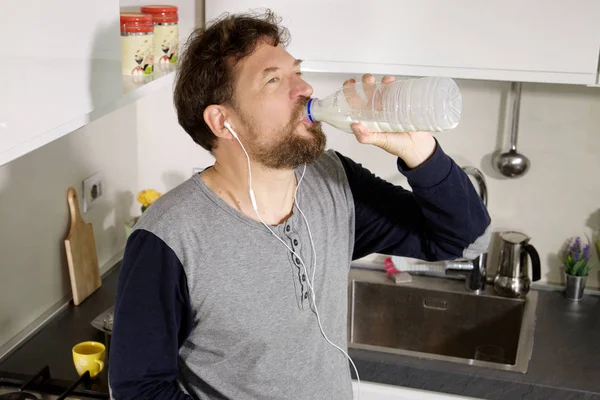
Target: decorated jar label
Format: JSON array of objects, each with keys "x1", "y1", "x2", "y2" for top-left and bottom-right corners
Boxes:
[
  {"x1": 153, "y1": 24, "x2": 179, "y2": 65},
  {"x1": 121, "y1": 33, "x2": 154, "y2": 76}
]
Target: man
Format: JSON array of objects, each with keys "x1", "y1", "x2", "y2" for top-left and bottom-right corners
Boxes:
[{"x1": 109, "y1": 10, "x2": 491, "y2": 400}]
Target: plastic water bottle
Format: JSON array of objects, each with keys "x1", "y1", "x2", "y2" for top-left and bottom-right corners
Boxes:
[{"x1": 305, "y1": 77, "x2": 462, "y2": 133}]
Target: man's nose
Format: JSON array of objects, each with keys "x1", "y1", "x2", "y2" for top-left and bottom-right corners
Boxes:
[{"x1": 290, "y1": 77, "x2": 313, "y2": 100}]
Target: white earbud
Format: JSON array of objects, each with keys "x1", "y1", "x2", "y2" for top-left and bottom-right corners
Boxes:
[{"x1": 224, "y1": 120, "x2": 239, "y2": 139}]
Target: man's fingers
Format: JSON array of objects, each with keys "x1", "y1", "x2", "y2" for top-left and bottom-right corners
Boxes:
[
  {"x1": 362, "y1": 74, "x2": 376, "y2": 85},
  {"x1": 342, "y1": 75, "x2": 395, "y2": 113},
  {"x1": 343, "y1": 78, "x2": 362, "y2": 110},
  {"x1": 362, "y1": 74, "x2": 376, "y2": 103}
]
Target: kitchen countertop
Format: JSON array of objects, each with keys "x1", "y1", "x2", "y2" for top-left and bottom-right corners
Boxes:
[{"x1": 1, "y1": 261, "x2": 599, "y2": 399}]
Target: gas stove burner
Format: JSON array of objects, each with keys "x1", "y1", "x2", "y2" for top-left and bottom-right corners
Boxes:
[
  {"x1": 0, "y1": 364, "x2": 108, "y2": 399},
  {"x1": 0, "y1": 392, "x2": 39, "y2": 400}
]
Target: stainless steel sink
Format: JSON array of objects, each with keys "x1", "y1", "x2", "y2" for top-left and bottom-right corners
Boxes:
[{"x1": 348, "y1": 269, "x2": 538, "y2": 373}]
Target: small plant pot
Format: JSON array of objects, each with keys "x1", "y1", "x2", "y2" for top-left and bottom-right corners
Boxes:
[{"x1": 565, "y1": 272, "x2": 587, "y2": 301}]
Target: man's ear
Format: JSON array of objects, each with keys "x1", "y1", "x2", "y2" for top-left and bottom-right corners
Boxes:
[{"x1": 204, "y1": 105, "x2": 234, "y2": 140}]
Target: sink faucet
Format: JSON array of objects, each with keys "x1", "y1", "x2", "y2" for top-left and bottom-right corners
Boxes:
[{"x1": 461, "y1": 166, "x2": 489, "y2": 292}]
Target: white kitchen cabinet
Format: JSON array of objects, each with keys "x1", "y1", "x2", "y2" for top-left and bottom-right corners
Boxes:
[
  {"x1": 0, "y1": 0, "x2": 198, "y2": 168},
  {"x1": 205, "y1": 0, "x2": 600, "y2": 86}
]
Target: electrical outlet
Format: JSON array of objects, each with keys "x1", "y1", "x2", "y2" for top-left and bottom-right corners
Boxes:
[{"x1": 82, "y1": 171, "x2": 104, "y2": 213}]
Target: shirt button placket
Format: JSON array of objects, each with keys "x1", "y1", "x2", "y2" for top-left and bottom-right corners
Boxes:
[{"x1": 286, "y1": 223, "x2": 308, "y2": 307}]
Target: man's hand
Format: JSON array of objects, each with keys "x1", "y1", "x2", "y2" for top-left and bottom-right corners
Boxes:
[{"x1": 345, "y1": 74, "x2": 437, "y2": 169}]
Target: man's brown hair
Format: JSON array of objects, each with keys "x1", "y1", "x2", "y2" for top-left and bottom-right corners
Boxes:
[{"x1": 174, "y1": 10, "x2": 289, "y2": 152}]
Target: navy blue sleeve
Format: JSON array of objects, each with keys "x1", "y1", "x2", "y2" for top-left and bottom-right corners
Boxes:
[
  {"x1": 336, "y1": 141, "x2": 491, "y2": 261},
  {"x1": 109, "y1": 229, "x2": 193, "y2": 400}
]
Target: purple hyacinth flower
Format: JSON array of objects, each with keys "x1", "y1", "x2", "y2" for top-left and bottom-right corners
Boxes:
[
  {"x1": 583, "y1": 244, "x2": 590, "y2": 261},
  {"x1": 568, "y1": 237, "x2": 580, "y2": 255}
]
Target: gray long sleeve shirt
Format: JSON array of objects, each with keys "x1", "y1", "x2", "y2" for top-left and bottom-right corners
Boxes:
[{"x1": 109, "y1": 145, "x2": 491, "y2": 399}]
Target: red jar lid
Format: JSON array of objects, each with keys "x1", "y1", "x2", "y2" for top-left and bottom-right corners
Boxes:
[
  {"x1": 140, "y1": 5, "x2": 178, "y2": 23},
  {"x1": 120, "y1": 12, "x2": 154, "y2": 33}
]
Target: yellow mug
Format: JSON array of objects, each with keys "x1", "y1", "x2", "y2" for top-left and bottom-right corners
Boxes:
[{"x1": 72, "y1": 341, "x2": 105, "y2": 378}]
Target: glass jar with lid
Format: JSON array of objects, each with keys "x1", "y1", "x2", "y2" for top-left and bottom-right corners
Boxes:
[
  {"x1": 120, "y1": 12, "x2": 154, "y2": 76},
  {"x1": 140, "y1": 5, "x2": 179, "y2": 68}
]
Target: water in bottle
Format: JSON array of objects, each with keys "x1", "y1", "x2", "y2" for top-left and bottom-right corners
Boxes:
[{"x1": 304, "y1": 77, "x2": 462, "y2": 133}]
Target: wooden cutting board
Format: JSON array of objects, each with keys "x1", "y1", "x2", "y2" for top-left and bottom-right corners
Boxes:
[{"x1": 64, "y1": 187, "x2": 101, "y2": 305}]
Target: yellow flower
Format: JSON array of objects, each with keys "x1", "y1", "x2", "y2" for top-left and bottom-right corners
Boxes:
[{"x1": 137, "y1": 189, "x2": 162, "y2": 209}]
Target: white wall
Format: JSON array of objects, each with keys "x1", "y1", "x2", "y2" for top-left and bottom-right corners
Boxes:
[
  {"x1": 135, "y1": 85, "x2": 213, "y2": 195},
  {"x1": 0, "y1": 100, "x2": 139, "y2": 352},
  {"x1": 137, "y1": 73, "x2": 600, "y2": 289}
]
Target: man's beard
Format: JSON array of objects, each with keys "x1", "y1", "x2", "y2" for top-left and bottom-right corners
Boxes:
[{"x1": 241, "y1": 97, "x2": 327, "y2": 170}]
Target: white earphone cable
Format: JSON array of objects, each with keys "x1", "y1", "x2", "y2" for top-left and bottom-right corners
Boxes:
[
  {"x1": 295, "y1": 199, "x2": 361, "y2": 400},
  {"x1": 293, "y1": 172, "x2": 317, "y2": 285},
  {"x1": 225, "y1": 122, "x2": 360, "y2": 400},
  {"x1": 225, "y1": 121, "x2": 258, "y2": 211}
]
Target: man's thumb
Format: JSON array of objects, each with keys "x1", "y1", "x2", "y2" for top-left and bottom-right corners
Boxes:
[{"x1": 351, "y1": 123, "x2": 374, "y2": 143}]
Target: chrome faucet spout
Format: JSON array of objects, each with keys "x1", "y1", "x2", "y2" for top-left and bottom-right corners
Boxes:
[{"x1": 462, "y1": 166, "x2": 489, "y2": 292}]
